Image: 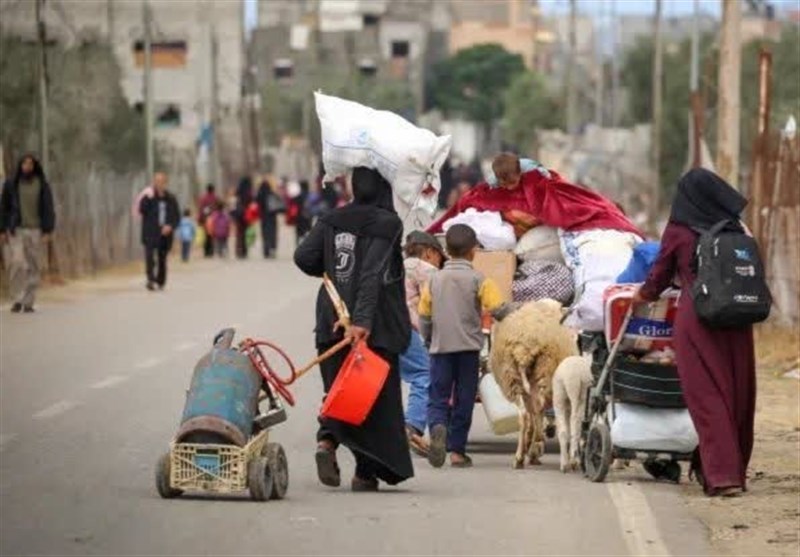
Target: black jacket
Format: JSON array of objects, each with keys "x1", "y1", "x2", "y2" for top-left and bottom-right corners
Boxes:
[
  {"x1": 0, "y1": 176, "x2": 56, "y2": 234},
  {"x1": 294, "y1": 212, "x2": 411, "y2": 355},
  {"x1": 139, "y1": 191, "x2": 180, "y2": 247}
]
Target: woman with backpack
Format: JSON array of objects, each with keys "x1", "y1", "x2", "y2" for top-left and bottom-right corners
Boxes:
[{"x1": 634, "y1": 168, "x2": 763, "y2": 498}]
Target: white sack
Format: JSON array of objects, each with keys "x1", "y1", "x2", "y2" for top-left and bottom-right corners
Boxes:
[
  {"x1": 561, "y1": 229, "x2": 641, "y2": 331},
  {"x1": 611, "y1": 403, "x2": 699, "y2": 453},
  {"x1": 514, "y1": 226, "x2": 564, "y2": 263},
  {"x1": 443, "y1": 209, "x2": 517, "y2": 251},
  {"x1": 315, "y1": 92, "x2": 452, "y2": 216}
]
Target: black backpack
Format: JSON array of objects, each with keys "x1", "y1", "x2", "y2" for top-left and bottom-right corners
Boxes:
[{"x1": 691, "y1": 219, "x2": 772, "y2": 328}]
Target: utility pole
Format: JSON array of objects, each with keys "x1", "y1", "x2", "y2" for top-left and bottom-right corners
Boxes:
[
  {"x1": 716, "y1": 0, "x2": 742, "y2": 189},
  {"x1": 565, "y1": 0, "x2": 578, "y2": 137},
  {"x1": 594, "y1": 0, "x2": 605, "y2": 126},
  {"x1": 689, "y1": 0, "x2": 702, "y2": 168},
  {"x1": 610, "y1": 0, "x2": 619, "y2": 127},
  {"x1": 209, "y1": 24, "x2": 222, "y2": 187},
  {"x1": 35, "y1": 0, "x2": 50, "y2": 174},
  {"x1": 143, "y1": 0, "x2": 154, "y2": 183},
  {"x1": 651, "y1": 0, "x2": 664, "y2": 221}
]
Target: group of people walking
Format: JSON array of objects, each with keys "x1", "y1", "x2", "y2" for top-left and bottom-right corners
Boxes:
[{"x1": 294, "y1": 162, "x2": 759, "y2": 500}]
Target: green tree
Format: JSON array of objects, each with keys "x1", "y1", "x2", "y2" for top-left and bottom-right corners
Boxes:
[
  {"x1": 621, "y1": 25, "x2": 800, "y2": 202},
  {"x1": 501, "y1": 71, "x2": 564, "y2": 152},
  {"x1": 430, "y1": 44, "x2": 526, "y2": 133}
]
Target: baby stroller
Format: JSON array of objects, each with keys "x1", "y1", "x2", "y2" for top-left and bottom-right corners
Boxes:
[{"x1": 579, "y1": 285, "x2": 698, "y2": 483}]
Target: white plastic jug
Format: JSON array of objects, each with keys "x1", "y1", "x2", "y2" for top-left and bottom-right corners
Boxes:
[{"x1": 479, "y1": 373, "x2": 520, "y2": 435}]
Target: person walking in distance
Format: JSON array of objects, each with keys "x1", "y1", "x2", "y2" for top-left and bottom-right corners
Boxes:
[
  {"x1": 197, "y1": 184, "x2": 219, "y2": 258},
  {"x1": 256, "y1": 176, "x2": 285, "y2": 259},
  {"x1": 178, "y1": 208, "x2": 196, "y2": 263},
  {"x1": 0, "y1": 154, "x2": 56, "y2": 313},
  {"x1": 139, "y1": 172, "x2": 180, "y2": 291}
]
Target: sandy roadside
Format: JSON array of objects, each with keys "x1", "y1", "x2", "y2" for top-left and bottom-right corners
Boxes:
[{"x1": 683, "y1": 325, "x2": 800, "y2": 557}]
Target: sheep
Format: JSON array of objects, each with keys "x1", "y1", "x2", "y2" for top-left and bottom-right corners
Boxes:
[
  {"x1": 552, "y1": 355, "x2": 593, "y2": 473},
  {"x1": 489, "y1": 299, "x2": 578, "y2": 469}
]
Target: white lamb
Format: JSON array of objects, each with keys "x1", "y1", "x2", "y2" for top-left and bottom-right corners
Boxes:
[{"x1": 552, "y1": 355, "x2": 593, "y2": 473}]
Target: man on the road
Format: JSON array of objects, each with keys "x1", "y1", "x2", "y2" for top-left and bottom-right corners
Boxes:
[
  {"x1": 0, "y1": 154, "x2": 56, "y2": 313},
  {"x1": 139, "y1": 172, "x2": 180, "y2": 291}
]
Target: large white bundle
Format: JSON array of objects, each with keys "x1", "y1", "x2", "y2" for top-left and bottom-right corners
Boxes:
[
  {"x1": 561, "y1": 229, "x2": 641, "y2": 331},
  {"x1": 514, "y1": 226, "x2": 563, "y2": 263},
  {"x1": 315, "y1": 92, "x2": 452, "y2": 216},
  {"x1": 443, "y1": 209, "x2": 517, "y2": 251},
  {"x1": 611, "y1": 403, "x2": 698, "y2": 453}
]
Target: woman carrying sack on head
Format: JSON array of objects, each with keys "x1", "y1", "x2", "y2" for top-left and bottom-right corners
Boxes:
[{"x1": 294, "y1": 167, "x2": 413, "y2": 492}]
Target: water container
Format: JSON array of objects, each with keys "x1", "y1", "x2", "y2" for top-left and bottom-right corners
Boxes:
[
  {"x1": 320, "y1": 342, "x2": 389, "y2": 426},
  {"x1": 479, "y1": 373, "x2": 520, "y2": 435},
  {"x1": 176, "y1": 329, "x2": 262, "y2": 446}
]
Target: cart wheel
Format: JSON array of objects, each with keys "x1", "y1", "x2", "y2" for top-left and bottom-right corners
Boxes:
[
  {"x1": 584, "y1": 422, "x2": 612, "y2": 483},
  {"x1": 156, "y1": 452, "x2": 183, "y2": 499},
  {"x1": 265, "y1": 443, "x2": 289, "y2": 500},
  {"x1": 248, "y1": 456, "x2": 274, "y2": 501}
]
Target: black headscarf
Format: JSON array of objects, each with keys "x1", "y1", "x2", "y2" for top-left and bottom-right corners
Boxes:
[
  {"x1": 669, "y1": 168, "x2": 747, "y2": 231},
  {"x1": 13, "y1": 153, "x2": 47, "y2": 186},
  {"x1": 322, "y1": 167, "x2": 400, "y2": 240}
]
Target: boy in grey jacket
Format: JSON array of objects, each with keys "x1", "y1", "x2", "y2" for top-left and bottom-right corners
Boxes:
[{"x1": 419, "y1": 224, "x2": 506, "y2": 468}]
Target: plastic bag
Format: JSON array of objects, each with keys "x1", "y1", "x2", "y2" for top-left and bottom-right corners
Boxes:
[
  {"x1": 611, "y1": 403, "x2": 698, "y2": 453},
  {"x1": 315, "y1": 92, "x2": 452, "y2": 216},
  {"x1": 514, "y1": 226, "x2": 564, "y2": 263},
  {"x1": 442, "y1": 209, "x2": 516, "y2": 251},
  {"x1": 617, "y1": 242, "x2": 661, "y2": 283}
]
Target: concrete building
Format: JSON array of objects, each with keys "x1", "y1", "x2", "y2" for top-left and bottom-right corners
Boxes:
[
  {"x1": 448, "y1": 0, "x2": 541, "y2": 69},
  {"x1": 0, "y1": 0, "x2": 245, "y2": 182}
]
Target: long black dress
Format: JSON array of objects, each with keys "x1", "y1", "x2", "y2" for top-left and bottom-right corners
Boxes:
[{"x1": 294, "y1": 168, "x2": 413, "y2": 485}]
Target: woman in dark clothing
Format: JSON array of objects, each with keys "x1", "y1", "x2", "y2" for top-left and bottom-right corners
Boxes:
[
  {"x1": 234, "y1": 177, "x2": 253, "y2": 259},
  {"x1": 635, "y1": 168, "x2": 755, "y2": 497},
  {"x1": 294, "y1": 167, "x2": 413, "y2": 492},
  {"x1": 294, "y1": 180, "x2": 312, "y2": 246},
  {"x1": 256, "y1": 178, "x2": 284, "y2": 259}
]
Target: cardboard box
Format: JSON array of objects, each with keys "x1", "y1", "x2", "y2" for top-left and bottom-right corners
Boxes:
[{"x1": 472, "y1": 250, "x2": 517, "y2": 303}]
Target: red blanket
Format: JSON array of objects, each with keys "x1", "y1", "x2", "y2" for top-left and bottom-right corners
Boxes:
[{"x1": 428, "y1": 170, "x2": 642, "y2": 237}]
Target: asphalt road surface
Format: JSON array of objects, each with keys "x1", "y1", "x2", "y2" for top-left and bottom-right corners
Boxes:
[{"x1": 0, "y1": 239, "x2": 708, "y2": 556}]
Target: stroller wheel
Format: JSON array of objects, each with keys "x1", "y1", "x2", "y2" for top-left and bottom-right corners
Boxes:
[{"x1": 584, "y1": 422, "x2": 612, "y2": 483}]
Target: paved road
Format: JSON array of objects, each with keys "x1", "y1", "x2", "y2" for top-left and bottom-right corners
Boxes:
[{"x1": 0, "y1": 240, "x2": 708, "y2": 556}]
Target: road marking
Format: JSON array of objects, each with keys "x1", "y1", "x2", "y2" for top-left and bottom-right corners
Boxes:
[
  {"x1": 134, "y1": 357, "x2": 162, "y2": 370},
  {"x1": 174, "y1": 341, "x2": 199, "y2": 353},
  {"x1": 607, "y1": 482, "x2": 671, "y2": 556},
  {"x1": 33, "y1": 400, "x2": 80, "y2": 420},
  {"x1": 0, "y1": 433, "x2": 17, "y2": 452},
  {"x1": 90, "y1": 375, "x2": 129, "y2": 390}
]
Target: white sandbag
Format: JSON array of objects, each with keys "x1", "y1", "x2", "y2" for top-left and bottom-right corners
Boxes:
[
  {"x1": 443, "y1": 209, "x2": 516, "y2": 251},
  {"x1": 611, "y1": 403, "x2": 699, "y2": 453},
  {"x1": 514, "y1": 226, "x2": 564, "y2": 263},
  {"x1": 315, "y1": 92, "x2": 452, "y2": 216},
  {"x1": 480, "y1": 373, "x2": 519, "y2": 435}
]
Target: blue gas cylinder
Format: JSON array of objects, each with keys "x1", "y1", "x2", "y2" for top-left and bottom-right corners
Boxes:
[{"x1": 176, "y1": 329, "x2": 261, "y2": 446}]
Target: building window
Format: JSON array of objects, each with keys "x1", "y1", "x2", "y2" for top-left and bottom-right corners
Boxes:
[
  {"x1": 273, "y1": 59, "x2": 294, "y2": 80},
  {"x1": 133, "y1": 40, "x2": 187, "y2": 68},
  {"x1": 391, "y1": 40, "x2": 409, "y2": 58},
  {"x1": 359, "y1": 58, "x2": 377, "y2": 77},
  {"x1": 363, "y1": 14, "x2": 380, "y2": 27},
  {"x1": 155, "y1": 104, "x2": 181, "y2": 128}
]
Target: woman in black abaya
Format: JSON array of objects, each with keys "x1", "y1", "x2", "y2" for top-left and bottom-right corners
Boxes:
[{"x1": 294, "y1": 167, "x2": 413, "y2": 491}]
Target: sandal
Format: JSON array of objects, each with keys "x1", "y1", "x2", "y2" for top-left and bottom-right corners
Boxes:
[
  {"x1": 351, "y1": 476, "x2": 379, "y2": 492},
  {"x1": 406, "y1": 426, "x2": 430, "y2": 458},
  {"x1": 428, "y1": 424, "x2": 447, "y2": 468},
  {"x1": 315, "y1": 441, "x2": 341, "y2": 487},
  {"x1": 450, "y1": 453, "x2": 473, "y2": 468}
]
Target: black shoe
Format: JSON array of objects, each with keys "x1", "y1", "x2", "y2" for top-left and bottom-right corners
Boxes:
[
  {"x1": 146, "y1": 282, "x2": 156, "y2": 291},
  {"x1": 11, "y1": 303, "x2": 22, "y2": 313},
  {"x1": 23, "y1": 305, "x2": 35, "y2": 313},
  {"x1": 315, "y1": 444, "x2": 341, "y2": 487},
  {"x1": 428, "y1": 424, "x2": 447, "y2": 469},
  {"x1": 351, "y1": 476, "x2": 379, "y2": 492},
  {"x1": 157, "y1": 283, "x2": 165, "y2": 291}
]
